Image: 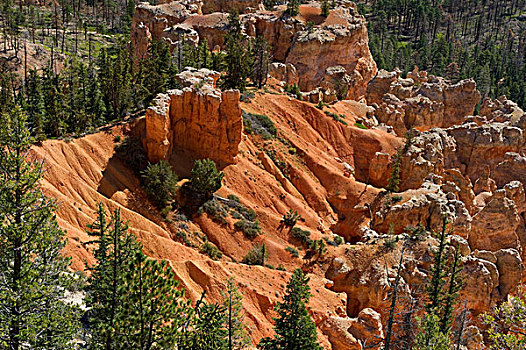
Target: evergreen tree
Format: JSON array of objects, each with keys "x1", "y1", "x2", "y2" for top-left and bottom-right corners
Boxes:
[
  {"x1": 221, "y1": 9, "x2": 254, "y2": 91},
  {"x1": 85, "y1": 204, "x2": 191, "y2": 349},
  {"x1": 426, "y1": 218, "x2": 450, "y2": 314},
  {"x1": 24, "y1": 69, "x2": 46, "y2": 141},
  {"x1": 258, "y1": 269, "x2": 322, "y2": 350},
  {"x1": 179, "y1": 299, "x2": 229, "y2": 350},
  {"x1": 251, "y1": 36, "x2": 270, "y2": 89},
  {"x1": 0, "y1": 106, "x2": 79, "y2": 350},
  {"x1": 285, "y1": 0, "x2": 300, "y2": 16},
  {"x1": 85, "y1": 64, "x2": 106, "y2": 128},
  {"x1": 116, "y1": 251, "x2": 190, "y2": 349},
  {"x1": 414, "y1": 314, "x2": 451, "y2": 350},
  {"x1": 221, "y1": 278, "x2": 250, "y2": 350},
  {"x1": 439, "y1": 244, "x2": 463, "y2": 333},
  {"x1": 190, "y1": 159, "x2": 224, "y2": 198},
  {"x1": 321, "y1": 0, "x2": 330, "y2": 17},
  {"x1": 84, "y1": 204, "x2": 142, "y2": 349},
  {"x1": 98, "y1": 44, "x2": 133, "y2": 120},
  {"x1": 141, "y1": 160, "x2": 178, "y2": 208}
]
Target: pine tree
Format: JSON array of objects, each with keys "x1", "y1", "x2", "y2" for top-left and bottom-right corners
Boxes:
[
  {"x1": 190, "y1": 159, "x2": 224, "y2": 198},
  {"x1": 221, "y1": 9, "x2": 254, "y2": 91},
  {"x1": 98, "y1": 44, "x2": 133, "y2": 120},
  {"x1": 85, "y1": 204, "x2": 142, "y2": 349},
  {"x1": 85, "y1": 64, "x2": 106, "y2": 128},
  {"x1": 414, "y1": 314, "x2": 451, "y2": 350},
  {"x1": 258, "y1": 269, "x2": 322, "y2": 350},
  {"x1": 285, "y1": 0, "x2": 300, "y2": 16},
  {"x1": 86, "y1": 204, "x2": 191, "y2": 349},
  {"x1": 116, "y1": 251, "x2": 190, "y2": 349},
  {"x1": 439, "y1": 244, "x2": 463, "y2": 333},
  {"x1": 0, "y1": 106, "x2": 79, "y2": 349},
  {"x1": 221, "y1": 278, "x2": 250, "y2": 350},
  {"x1": 24, "y1": 69, "x2": 46, "y2": 141},
  {"x1": 321, "y1": 0, "x2": 330, "y2": 17},
  {"x1": 141, "y1": 160, "x2": 178, "y2": 208},
  {"x1": 251, "y1": 36, "x2": 270, "y2": 89},
  {"x1": 426, "y1": 218, "x2": 450, "y2": 314},
  {"x1": 178, "y1": 299, "x2": 229, "y2": 350}
]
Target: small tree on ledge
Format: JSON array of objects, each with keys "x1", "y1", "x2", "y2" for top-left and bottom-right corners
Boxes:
[{"x1": 190, "y1": 159, "x2": 225, "y2": 198}]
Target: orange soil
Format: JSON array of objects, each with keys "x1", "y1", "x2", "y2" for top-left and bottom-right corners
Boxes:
[{"x1": 32, "y1": 92, "x2": 401, "y2": 347}]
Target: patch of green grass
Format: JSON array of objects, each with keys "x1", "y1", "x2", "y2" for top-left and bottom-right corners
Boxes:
[{"x1": 354, "y1": 121, "x2": 369, "y2": 129}]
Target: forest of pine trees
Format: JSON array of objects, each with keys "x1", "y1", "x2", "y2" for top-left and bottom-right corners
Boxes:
[
  {"x1": 0, "y1": 2, "x2": 269, "y2": 140},
  {"x1": 358, "y1": 0, "x2": 526, "y2": 108}
]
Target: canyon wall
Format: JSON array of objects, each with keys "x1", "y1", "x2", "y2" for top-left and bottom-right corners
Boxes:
[{"x1": 143, "y1": 68, "x2": 242, "y2": 168}]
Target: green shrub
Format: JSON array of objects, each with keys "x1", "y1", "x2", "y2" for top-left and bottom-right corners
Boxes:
[
  {"x1": 242, "y1": 243, "x2": 268, "y2": 265},
  {"x1": 281, "y1": 209, "x2": 301, "y2": 227},
  {"x1": 308, "y1": 239, "x2": 326, "y2": 256},
  {"x1": 333, "y1": 235, "x2": 344, "y2": 245},
  {"x1": 141, "y1": 161, "x2": 178, "y2": 208},
  {"x1": 199, "y1": 198, "x2": 228, "y2": 224},
  {"x1": 242, "y1": 111, "x2": 277, "y2": 140},
  {"x1": 234, "y1": 219, "x2": 261, "y2": 238},
  {"x1": 191, "y1": 159, "x2": 224, "y2": 197},
  {"x1": 291, "y1": 227, "x2": 312, "y2": 246},
  {"x1": 200, "y1": 240, "x2": 223, "y2": 260},
  {"x1": 284, "y1": 84, "x2": 302, "y2": 99},
  {"x1": 383, "y1": 236, "x2": 397, "y2": 250},
  {"x1": 392, "y1": 195, "x2": 403, "y2": 203},
  {"x1": 354, "y1": 121, "x2": 368, "y2": 129},
  {"x1": 325, "y1": 111, "x2": 348, "y2": 125},
  {"x1": 285, "y1": 246, "x2": 299, "y2": 258},
  {"x1": 176, "y1": 231, "x2": 194, "y2": 247},
  {"x1": 277, "y1": 264, "x2": 286, "y2": 271},
  {"x1": 115, "y1": 136, "x2": 148, "y2": 173}
]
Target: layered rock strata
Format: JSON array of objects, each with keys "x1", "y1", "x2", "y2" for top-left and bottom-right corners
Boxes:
[{"x1": 142, "y1": 68, "x2": 242, "y2": 167}]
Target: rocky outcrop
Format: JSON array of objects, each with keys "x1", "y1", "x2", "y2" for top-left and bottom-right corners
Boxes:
[
  {"x1": 398, "y1": 128, "x2": 456, "y2": 191},
  {"x1": 131, "y1": 3, "x2": 377, "y2": 99},
  {"x1": 201, "y1": 0, "x2": 262, "y2": 14},
  {"x1": 479, "y1": 95, "x2": 526, "y2": 128},
  {"x1": 268, "y1": 62, "x2": 299, "y2": 86},
  {"x1": 142, "y1": 68, "x2": 242, "y2": 167},
  {"x1": 366, "y1": 68, "x2": 481, "y2": 136},
  {"x1": 493, "y1": 152, "x2": 526, "y2": 189},
  {"x1": 285, "y1": 7, "x2": 377, "y2": 100},
  {"x1": 320, "y1": 309, "x2": 384, "y2": 350},
  {"x1": 468, "y1": 189, "x2": 521, "y2": 252},
  {"x1": 447, "y1": 122, "x2": 524, "y2": 182},
  {"x1": 370, "y1": 180, "x2": 472, "y2": 237}
]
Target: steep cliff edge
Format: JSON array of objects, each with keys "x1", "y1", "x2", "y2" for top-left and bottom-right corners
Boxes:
[{"x1": 142, "y1": 68, "x2": 242, "y2": 169}]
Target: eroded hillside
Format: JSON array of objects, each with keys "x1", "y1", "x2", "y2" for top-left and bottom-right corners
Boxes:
[{"x1": 28, "y1": 0, "x2": 526, "y2": 349}]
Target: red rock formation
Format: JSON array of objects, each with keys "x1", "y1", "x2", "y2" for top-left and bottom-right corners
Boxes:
[
  {"x1": 143, "y1": 68, "x2": 242, "y2": 167},
  {"x1": 201, "y1": 0, "x2": 262, "y2": 14},
  {"x1": 131, "y1": 2, "x2": 377, "y2": 100},
  {"x1": 285, "y1": 6, "x2": 377, "y2": 100},
  {"x1": 366, "y1": 68, "x2": 481, "y2": 136}
]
